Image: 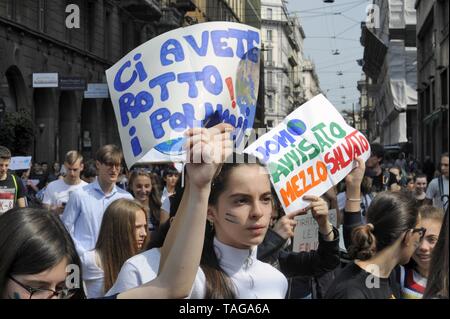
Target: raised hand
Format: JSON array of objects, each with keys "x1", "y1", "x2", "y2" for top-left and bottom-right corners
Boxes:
[
  {"x1": 272, "y1": 209, "x2": 305, "y2": 240},
  {"x1": 184, "y1": 123, "x2": 234, "y2": 190},
  {"x1": 303, "y1": 195, "x2": 334, "y2": 240}
]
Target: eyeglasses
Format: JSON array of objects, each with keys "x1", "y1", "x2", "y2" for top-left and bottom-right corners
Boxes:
[
  {"x1": 8, "y1": 275, "x2": 77, "y2": 299},
  {"x1": 411, "y1": 227, "x2": 427, "y2": 241}
]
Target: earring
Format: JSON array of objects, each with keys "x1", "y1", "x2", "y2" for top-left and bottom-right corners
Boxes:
[{"x1": 209, "y1": 220, "x2": 214, "y2": 231}]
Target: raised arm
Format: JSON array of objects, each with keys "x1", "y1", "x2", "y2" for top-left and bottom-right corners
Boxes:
[{"x1": 117, "y1": 124, "x2": 233, "y2": 299}]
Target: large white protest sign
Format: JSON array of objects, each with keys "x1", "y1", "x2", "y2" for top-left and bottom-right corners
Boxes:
[
  {"x1": 9, "y1": 156, "x2": 32, "y2": 171},
  {"x1": 244, "y1": 94, "x2": 371, "y2": 214},
  {"x1": 106, "y1": 22, "x2": 261, "y2": 168},
  {"x1": 293, "y1": 209, "x2": 337, "y2": 253}
]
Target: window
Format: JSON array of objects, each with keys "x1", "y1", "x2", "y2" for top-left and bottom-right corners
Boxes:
[
  {"x1": 267, "y1": 8, "x2": 272, "y2": 20},
  {"x1": 425, "y1": 85, "x2": 431, "y2": 115},
  {"x1": 267, "y1": 29, "x2": 272, "y2": 41},
  {"x1": 267, "y1": 71, "x2": 273, "y2": 87},
  {"x1": 38, "y1": 0, "x2": 46, "y2": 32},
  {"x1": 267, "y1": 120, "x2": 274, "y2": 128},
  {"x1": 267, "y1": 48, "x2": 273, "y2": 64},
  {"x1": 267, "y1": 95, "x2": 273, "y2": 112},
  {"x1": 441, "y1": 68, "x2": 448, "y2": 106}
]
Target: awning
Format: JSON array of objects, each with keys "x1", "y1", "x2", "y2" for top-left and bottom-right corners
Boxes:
[{"x1": 362, "y1": 28, "x2": 388, "y2": 81}]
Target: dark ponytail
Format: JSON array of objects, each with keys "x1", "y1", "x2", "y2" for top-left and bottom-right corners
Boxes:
[
  {"x1": 349, "y1": 191, "x2": 419, "y2": 260},
  {"x1": 349, "y1": 223, "x2": 377, "y2": 260}
]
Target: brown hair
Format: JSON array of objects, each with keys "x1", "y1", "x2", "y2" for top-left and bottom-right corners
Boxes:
[
  {"x1": 95, "y1": 199, "x2": 148, "y2": 292},
  {"x1": 349, "y1": 191, "x2": 419, "y2": 260},
  {"x1": 419, "y1": 205, "x2": 444, "y2": 222},
  {"x1": 0, "y1": 146, "x2": 11, "y2": 160},
  {"x1": 95, "y1": 144, "x2": 122, "y2": 165},
  {"x1": 128, "y1": 170, "x2": 162, "y2": 229},
  {"x1": 65, "y1": 150, "x2": 83, "y2": 166}
]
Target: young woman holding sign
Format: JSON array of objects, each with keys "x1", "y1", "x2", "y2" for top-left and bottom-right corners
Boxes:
[{"x1": 176, "y1": 154, "x2": 337, "y2": 298}]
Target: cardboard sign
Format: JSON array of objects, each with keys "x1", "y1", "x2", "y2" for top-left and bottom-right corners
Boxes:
[
  {"x1": 293, "y1": 209, "x2": 338, "y2": 253},
  {"x1": 9, "y1": 156, "x2": 32, "y2": 171},
  {"x1": 106, "y1": 22, "x2": 261, "y2": 168},
  {"x1": 244, "y1": 94, "x2": 370, "y2": 213}
]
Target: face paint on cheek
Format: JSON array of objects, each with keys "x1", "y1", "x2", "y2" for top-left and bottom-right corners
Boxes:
[{"x1": 225, "y1": 212, "x2": 240, "y2": 225}]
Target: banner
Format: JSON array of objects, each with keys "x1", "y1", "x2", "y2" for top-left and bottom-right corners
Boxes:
[
  {"x1": 9, "y1": 156, "x2": 32, "y2": 171},
  {"x1": 244, "y1": 94, "x2": 370, "y2": 214},
  {"x1": 106, "y1": 22, "x2": 261, "y2": 168}
]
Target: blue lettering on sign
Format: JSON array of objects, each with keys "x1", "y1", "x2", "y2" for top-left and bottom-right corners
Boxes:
[
  {"x1": 160, "y1": 39, "x2": 185, "y2": 66},
  {"x1": 254, "y1": 119, "x2": 308, "y2": 163},
  {"x1": 119, "y1": 91, "x2": 154, "y2": 127},
  {"x1": 177, "y1": 65, "x2": 223, "y2": 98},
  {"x1": 114, "y1": 53, "x2": 148, "y2": 92},
  {"x1": 184, "y1": 31, "x2": 209, "y2": 56},
  {"x1": 149, "y1": 72, "x2": 176, "y2": 102},
  {"x1": 211, "y1": 30, "x2": 234, "y2": 57}
]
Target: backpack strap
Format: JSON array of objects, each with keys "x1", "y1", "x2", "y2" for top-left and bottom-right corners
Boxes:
[
  {"x1": 11, "y1": 174, "x2": 18, "y2": 203},
  {"x1": 438, "y1": 175, "x2": 444, "y2": 198}
]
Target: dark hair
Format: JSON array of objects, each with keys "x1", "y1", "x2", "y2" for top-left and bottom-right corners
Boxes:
[
  {"x1": 146, "y1": 195, "x2": 179, "y2": 250},
  {"x1": 413, "y1": 173, "x2": 427, "y2": 182},
  {"x1": 349, "y1": 191, "x2": 419, "y2": 260},
  {"x1": 441, "y1": 152, "x2": 449, "y2": 161},
  {"x1": 0, "y1": 208, "x2": 85, "y2": 298},
  {"x1": 81, "y1": 159, "x2": 97, "y2": 179},
  {"x1": 162, "y1": 166, "x2": 179, "y2": 179},
  {"x1": 370, "y1": 143, "x2": 385, "y2": 159},
  {"x1": 202, "y1": 154, "x2": 263, "y2": 298},
  {"x1": 160, "y1": 154, "x2": 264, "y2": 298},
  {"x1": 423, "y1": 209, "x2": 449, "y2": 298},
  {"x1": 0, "y1": 146, "x2": 11, "y2": 160}
]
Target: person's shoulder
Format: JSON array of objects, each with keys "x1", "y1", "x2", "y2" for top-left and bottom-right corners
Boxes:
[
  {"x1": 46, "y1": 178, "x2": 65, "y2": 190},
  {"x1": 126, "y1": 248, "x2": 161, "y2": 269}
]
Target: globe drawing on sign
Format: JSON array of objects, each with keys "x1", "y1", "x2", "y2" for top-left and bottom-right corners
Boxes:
[
  {"x1": 154, "y1": 136, "x2": 186, "y2": 156},
  {"x1": 233, "y1": 47, "x2": 260, "y2": 147}
]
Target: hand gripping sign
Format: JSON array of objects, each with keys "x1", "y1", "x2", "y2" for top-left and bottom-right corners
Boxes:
[
  {"x1": 105, "y1": 22, "x2": 261, "y2": 168},
  {"x1": 244, "y1": 94, "x2": 371, "y2": 214}
]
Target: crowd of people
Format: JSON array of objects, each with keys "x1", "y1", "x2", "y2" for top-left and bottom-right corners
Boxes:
[{"x1": 0, "y1": 134, "x2": 448, "y2": 299}]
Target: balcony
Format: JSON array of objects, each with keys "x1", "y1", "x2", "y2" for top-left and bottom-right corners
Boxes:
[
  {"x1": 120, "y1": 0, "x2": 162, "y2": 21},
  {"x1": 169, "y1": 0, "x2": 196, "y2": 13},
  {"x1": 288, "y1": 55, "x2": 298, "y2": 67}
]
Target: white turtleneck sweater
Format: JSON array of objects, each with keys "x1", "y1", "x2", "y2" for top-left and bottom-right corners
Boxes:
[{"x1": 189, "y1": 237, "x2": 288, "y2": 299}]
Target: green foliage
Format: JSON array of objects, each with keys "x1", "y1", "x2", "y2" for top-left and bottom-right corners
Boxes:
[{"x1": 0, "y1": 109, "x2": 35, "y2": 155}]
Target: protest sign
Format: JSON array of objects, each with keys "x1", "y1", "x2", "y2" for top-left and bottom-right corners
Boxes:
[
  {"x1": 9, "y1": 156, "x2": 32, "y2": 171},
  {"x1": 244, "y1": 94, "x2": 370, "y2": 214},
  {"x1": 106, "y1": 22, "x2": 261, "y2": 168},
  {"x1": 293, "y1": 209, "x2": 337, "y2": 253}
]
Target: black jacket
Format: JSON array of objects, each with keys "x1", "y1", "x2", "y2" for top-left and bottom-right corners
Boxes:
[{"x1": 257, "y1": 227, "x2": 341, "y2": 277}]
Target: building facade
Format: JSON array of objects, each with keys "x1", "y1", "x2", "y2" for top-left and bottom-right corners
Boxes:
[
  {"x1": 360, "y1": 0, "x2": 417, "y2": 152},
  {"x1": 0, "y1": 0, "x2": 261, "y2": 164},
  {"x1": 415, "y1": 0, "x2": 449, "y2": 162},
  {"x1": 261, "y1": 0, "x2": 306, "y2": 128}
]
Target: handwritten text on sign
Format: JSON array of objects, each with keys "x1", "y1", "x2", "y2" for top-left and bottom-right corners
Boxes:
[
  {"x1": 293, "y1": 209, "x2": 337, "y2": 253},
  {"x1": 106, "y1": 22, "x2": 261, "y2": 167},
  {"x1": 244, "y1": 94, "x2": 370, "y2": 214}
]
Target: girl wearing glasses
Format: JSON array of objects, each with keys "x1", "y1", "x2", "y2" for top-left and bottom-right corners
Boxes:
[
  {"x1": 326, "y1": 158, "x2": 426, "y2": 299},
  {"x1": 0, "y1": 123, "x2": 233, "y2": 299},
  {"x1": 400, "y1": 205, "x2": 444, "y2": 299}
]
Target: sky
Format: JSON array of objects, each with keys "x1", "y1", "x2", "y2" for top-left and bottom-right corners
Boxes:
[{"x1": 286, "y1": 0, "x2": 372, "y2": 112}]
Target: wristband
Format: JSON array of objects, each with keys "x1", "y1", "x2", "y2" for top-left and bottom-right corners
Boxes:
[{"x1": 346, "y1": 198, "x2": 361, "y2": 202}]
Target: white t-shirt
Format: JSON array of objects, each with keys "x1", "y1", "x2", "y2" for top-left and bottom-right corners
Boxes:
[
  {"x1": 43, "y1": 179, "x2": 87, "y2": 206},
  {"x1": 189, "y1": 238, "x2": 288, "y2": 299},
  {"x1": 105, "y1": 248, "x2": 161, "y2": 296},
  {"x1": 80, "y1": 250, "x2": 105, "y2": 299},
  {"x1": 426, "y1": 176, "x2": 449, "y2": 210}
]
